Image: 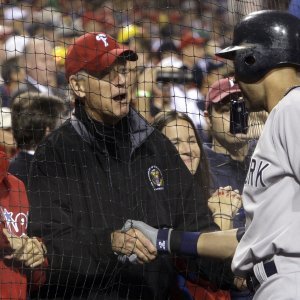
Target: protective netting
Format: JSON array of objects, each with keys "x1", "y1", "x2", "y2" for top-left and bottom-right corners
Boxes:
[{"x1": 0, "y1": 0, "x2": 293, "y2": 299}]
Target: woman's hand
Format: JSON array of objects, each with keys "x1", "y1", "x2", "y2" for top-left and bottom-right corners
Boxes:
[{"x1": 208, "y1": 186, "x2": 242, "y2": 230}]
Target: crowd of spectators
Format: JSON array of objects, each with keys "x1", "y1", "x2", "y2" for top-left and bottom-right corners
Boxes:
[
  {"x1": 0, "y1": 0, "x2": 289, "y2": 116},
  {"x1": 0, "y1": 0, "x2": 239, "y2": 157}
]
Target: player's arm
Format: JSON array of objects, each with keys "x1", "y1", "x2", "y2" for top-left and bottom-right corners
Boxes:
[
  {"x1": 197, "y1": 229, "x2": 240, "y2": 259},
  {"x1": 123, "y1": 220, "x2": 245, "y2": 259}
]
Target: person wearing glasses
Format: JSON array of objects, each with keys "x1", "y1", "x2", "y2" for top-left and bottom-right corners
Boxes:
[{"x1": 27, "y1": 32, "x2": 217, "y2": 299}]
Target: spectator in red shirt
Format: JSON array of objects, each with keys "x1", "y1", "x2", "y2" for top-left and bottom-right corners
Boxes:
[{"x1": 0, "y1": 150, "x2": 48, "y2": 299}]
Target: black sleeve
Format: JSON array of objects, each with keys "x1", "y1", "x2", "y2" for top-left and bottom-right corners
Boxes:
[
  {"x1": 164, "y1": 139, "x2": 231, "y2": 290},
  {"x1": 171, "y1": 156, "x2": 218, "y2": 233},
  {"x1": 27, "y1": 139, "x2": 115, "y2": 294},
  {"x1": 152, "y1": 133, "x2": 218, "y2": 233}
]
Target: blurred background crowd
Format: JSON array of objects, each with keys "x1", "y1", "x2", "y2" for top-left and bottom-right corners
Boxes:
[{"x1": 0, "y1": 0, "x2": 293, "y2": 158}]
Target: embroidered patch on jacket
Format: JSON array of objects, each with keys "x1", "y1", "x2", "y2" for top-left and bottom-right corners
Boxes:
[
  {"x1": 148, "y1": 165, "x2": 164, "y2": 190},
  {"x1": 0, "y1": 207, "x2": 28, "y2": 237}
]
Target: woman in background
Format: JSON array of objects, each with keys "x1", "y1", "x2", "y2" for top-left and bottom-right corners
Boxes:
[
  {"x1": 153, "y1": 111, "x2": 242, "y2": 300},
  {"x1": 153, "y1": 111, "x2": 241, "y2": 231}
]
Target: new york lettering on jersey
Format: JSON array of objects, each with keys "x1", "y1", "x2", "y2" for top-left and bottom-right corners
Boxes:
[{"x1": 244, "y1": 158, "x2": 270, "y2": 188}]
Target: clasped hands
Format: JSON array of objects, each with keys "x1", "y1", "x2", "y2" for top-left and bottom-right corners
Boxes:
[
  {"x1": 111, "y1": 187, "x2": 242, "y2": 263},
  {"x1": 111, "y1": 221, "x2": 164, "y2": 264},
  {"x1": 3, "y1": 228, "x2": 47, "y2": 268},
  {"x1": 208, "y1": 186, "x2": 242, "y2": 217},
  {"x1": 208, "y1": 186, "x2": 242, "y2": 230}
]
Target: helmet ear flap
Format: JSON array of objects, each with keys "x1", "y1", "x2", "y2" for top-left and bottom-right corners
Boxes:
[
  {"x1": 234, "y1": 47, "x2": 268, "y2": 83},
  {"x1": 234, "y1": 48, "x2": 260, "y2": 83},
  {"x1": 234, "y1": 43, "x2": 300, "y2": 83}
]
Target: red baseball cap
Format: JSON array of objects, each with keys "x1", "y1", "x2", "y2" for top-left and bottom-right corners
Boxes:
[
  {"x1": 205, "y1": 77, "x2": 241, "y2": 110},
  {"x1": 65, "y1": 32, "x2": 138, "y2": 79},
  {"x1": 180, "y1": 33, "x2": 205, "y2": 50}
]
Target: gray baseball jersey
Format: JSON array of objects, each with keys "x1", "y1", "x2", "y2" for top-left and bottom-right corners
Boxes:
[{"x1": 232, "y1": 87, "x2": 300, "y2": 276}]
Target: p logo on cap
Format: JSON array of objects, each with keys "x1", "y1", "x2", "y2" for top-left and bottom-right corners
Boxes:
[
  {"x1": 65, "y1": 32, "x2": 138, "y2": 79},
  {"x1": 96, "y1": 33, "x2": 109, "y2": 47}
]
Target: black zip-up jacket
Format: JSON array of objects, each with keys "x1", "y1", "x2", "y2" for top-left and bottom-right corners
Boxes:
[{"x1": 28, "y1": 105, "x2": 215, "y2": 299}]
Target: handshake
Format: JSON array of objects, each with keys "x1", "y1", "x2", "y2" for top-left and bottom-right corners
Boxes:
[
  {"x1": 116, "y1": 220, "x2": 245, "y2": 264},
  {"x1": 117, "y1": 220, "x2": 201, "y2": 264},
  {"x1": 122, "y1": 220, "x2": 173, "y2": 254}
]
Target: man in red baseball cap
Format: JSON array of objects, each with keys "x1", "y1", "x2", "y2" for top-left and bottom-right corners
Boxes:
[
  {"x1": 205, "y1": 77, "x2": 241, "y2": 111},
  {"x1": 27, "y1": 32, "x2": 205, "y2": 299},
  {"x1": 204, "y1": 76, "x2": 267, "y2": 205},
  {"x1": 204, "y1": 77, "x2": 266, "y2": 220},
  {"x1": 65, "y1": 32, "x2": 138, "y2": 80},
  {"x1": 64, "y1": 32, "x2": 138, "y2": 124}
]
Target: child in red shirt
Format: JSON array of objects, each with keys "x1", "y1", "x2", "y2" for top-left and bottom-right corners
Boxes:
[{"x1": 0, "y1": 151, "x2": 47, "y2": 299}]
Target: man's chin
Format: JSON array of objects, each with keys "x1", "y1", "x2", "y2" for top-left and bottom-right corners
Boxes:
[
  {"x1": 234, "y1": 131, "x2": 261, "y2": 141},
  {"x1": 113, "y1": 105, "x2": 130, "y2": 119}
]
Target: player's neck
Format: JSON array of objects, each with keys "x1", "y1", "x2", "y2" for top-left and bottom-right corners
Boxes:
[{"x1": 265, "y1": 68, "x2": 300, "y2": 112}]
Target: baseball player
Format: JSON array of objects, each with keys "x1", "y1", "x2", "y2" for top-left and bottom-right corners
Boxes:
[
  {"x1": 215, "y1": 10, "x2": 300, "y2": 299},
  {"x1": 123, "y1": 9, "x2": 300, "y2": 299}
]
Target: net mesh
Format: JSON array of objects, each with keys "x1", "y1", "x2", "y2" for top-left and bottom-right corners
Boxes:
[{"x1": 0, "y1": 0, "x2": 291, "y2": 299}]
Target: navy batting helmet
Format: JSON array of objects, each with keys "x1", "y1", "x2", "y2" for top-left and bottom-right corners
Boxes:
[{"x1": 216, "y1": 10, "x2": 300, "y2": 83}]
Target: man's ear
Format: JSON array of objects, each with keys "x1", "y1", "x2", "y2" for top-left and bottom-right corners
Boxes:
[
  {"x1": 204, "y1": 110, "x2": 212, "y2": 128},
  {"x1": 69, "y1": 74, "x2": 86, "y2": 98}
]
